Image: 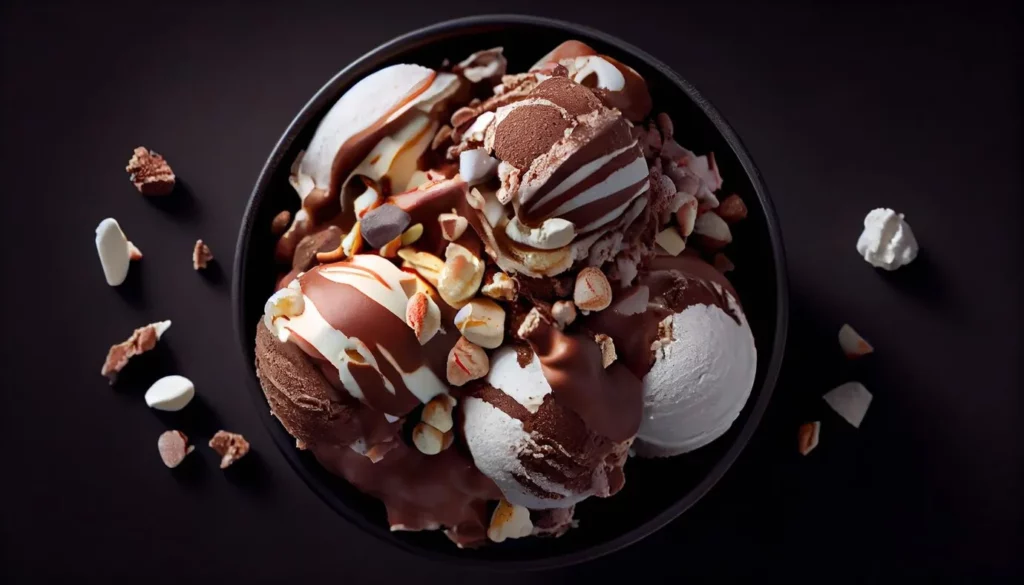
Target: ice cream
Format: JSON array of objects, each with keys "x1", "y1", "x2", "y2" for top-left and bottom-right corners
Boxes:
[{"x1": 253, "y1": 42, "x2": 758, "y2": 548}]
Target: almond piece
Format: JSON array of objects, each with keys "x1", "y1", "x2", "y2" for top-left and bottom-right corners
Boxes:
[
  {"x1": 676, "y1": 194, "x2": 698, "y2": 237},
  {"x1": 397, "y1": 248, "x2": 445, "y2": 287},
  {"x1": 488, "y1": 499, "x2": 533, "y2": 543},
  {"x1": 421, "y1": 394, "x2": 457, "y2": 433},
  {"x1": 823, "y1": 382, "x2": 872, "y2": 428},
  {"x1": 412, "y1": 422, "x2": 446, "y2": 455},
  {"x1": 438, "y1": 243, "x2": 485, "y2": 308},
  {"x1": 405, "y1": 292, "x2": 442, "y2": 345},
  {"x1": 454, "y1": 298, "x2": 506, "y2": 349},
  {"x1": 446, "y1": 336, "x2": 489, "y2": 386},
  {"x1": 838, "y1": 324, "x2": 874, "y2": 359},
  {"x1": 573, "y1": 267, "x2": 613, "y2": 312},
  {"x1": 438, "y1": 212, "x2": 469, "y2": 242},
  {"x1": 692, "y1": 211, "x2": 732, "y2": 249},
  {"x1": 379, "y1": 236, "x2": 402, "y2": 258},
  {"x1": 798, "y1": 421, "x2": 821, "y2": 455},
  {"x1": 595, "y1": 333, "x2": 616, "y2": 368},
  {"x1": 400, "y1": 223, "x2": 424, "y2": 246},
  {"x1": 481, "y1": 271, "x2": 517, "y2": 301},
  {"x1": 717, "y1": 194, "x2": 748, "y2": 223},
  {"x1": 126, "y1": 147, "x2": 175, "y2": 195},
  {"x1": 551, "y1": 300, "x2": 577, "y2": 329},
  {"x1": 192, "y1": 240, "x2": 213, "y2": 270}
]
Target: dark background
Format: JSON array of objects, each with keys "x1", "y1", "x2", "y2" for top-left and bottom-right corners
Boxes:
[{"x1": 1, "y1": 1, "x2": 1019, "y2": 583}]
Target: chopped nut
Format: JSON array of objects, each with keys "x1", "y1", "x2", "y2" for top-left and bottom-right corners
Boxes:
[
  {"x1": 208, "y1": 431, "x2": 250, "y2": 469},
  {"x1": 454, "y1": 298, "x2": 506, "y2": 349},
  {"x1": 692, "y1": 211, "x2": 732, "y2": 249},
  {"x1": 551, "y1": 300, "x2": 577, "y2": 329},
  {"x1": 838, "y1": 324, "x2": 874, "y2": 359},
  {"x1": 655, "y1": 227, "x2": 687, "y2": 256},
  {"x1": 717, "y1": 194, "x2": 748, "y2": 223},
  {"x1": 595, "y1": 334, "x2": 617, "y2": 368},
  {"x1": 157, "y1": 430, "x2": 194, "y2": 468},
  {"x1": 126, "y1": 147, "x2": 175, "y2": 195},
  {"x1": 101, "y1": 320, "x2": 171, "y2": 382},
  {"x1": 675, "y1": 194, "x2": 699, "y2": 237},
  {"x1": 488, "y1": 499, "x2": 533, "y2": 543},
  {"x1": 271, "y1": 210, "x2": 292, "y2": 236},
  {"x1": 438, "y1": 243, "x2": 485, "y2": 308},
  {"x1": 412, "y1": 422, "x2": 449, "y2": 455},
  {"x1": 405, "y1": 292, "x2": 442, "y2": 345},
  {"x1": 481, "y1": 271, "x2": 517, "y2": 301},
  {"x1": 421, "y1": 394, "x2": 456, "y2": 433},
  {"x1": 379, "y1": 236, "x2": 402, "y2": 258},
  {"x1": 398, "y1": 248, "x2": 445, "y2": 287},
  {"x1": 438, "y1": 212, "x2": 469, "y2": 242},
  {"x1": 573, "y1": 267, "x2": 613, "y2": 312},
  {"x1": 446, "y1": 336, "x2": 489, "y2": 386},
  {"x1": 192, "y1": 240, "x2": 214, "y2": 270},
  {"x1": 127, "y1": 241, "x2": 143, "y2": 261},
  {"x1": 798, "y1": 421, "x2": 821, "y2": 456},
  {"x1": 400, "y1": 223, "x2": 424, "y2": 246},
  {"x1": 431, "y1": 124, "x2": 454, "y2": 151},
  {"x1": 713, "y1": 252, "x2": 735, "y2": 273}
]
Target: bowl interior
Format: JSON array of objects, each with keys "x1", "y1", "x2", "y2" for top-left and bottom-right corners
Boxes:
[{"x1": 234, "y1": 17, "x2": 786, "y2": 569}]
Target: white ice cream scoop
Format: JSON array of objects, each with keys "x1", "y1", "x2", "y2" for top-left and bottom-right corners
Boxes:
[{"x1": 634, "y1": 289, "x2": 757, "y2": 457}]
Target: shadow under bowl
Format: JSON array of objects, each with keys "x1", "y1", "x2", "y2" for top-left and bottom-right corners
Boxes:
[{"x1": 232, "y1": 14, "x2": 789, "y2": 570}]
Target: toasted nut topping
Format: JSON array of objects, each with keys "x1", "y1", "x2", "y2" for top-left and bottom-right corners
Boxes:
[
  {"x1": 595, "y1": 334, "x2": 617, "y2": 368},
  {"x1": 438, "y1": 243, "x2": 484, "y2": 308},
  {"x1": 400, "y1": 223, "x2": 424, "y2": 246},
  {"x1": 438, "y1": 212, "x2": 469, "y2": 242},
  {"x1": 573, "y1": 267, "x2": 613, "y2": 312},
  {"x1": 412, "y1": 422, "x2": 448, "y2": 455},
  {"x1": 488, "y1": 499, "x2": 533, "y2": 543},
  {"x1": 157, "y1": 430, "x2": 194, "y2": 468},
  {"x1": 481, "y1": 271, "x2": 517, "y2": 301},
  {"x1": 446, "y1": 336, "x2": 489, "y2": 386},
  {"x1": 192, "y1": 240, "x2": 214, "y2": 270},
  {"x1": 405, "y1": 292, "x2": 442, "y2": 345},
  {"x1": 421, "y1": 394, "x2": 456, "y2": 433}
]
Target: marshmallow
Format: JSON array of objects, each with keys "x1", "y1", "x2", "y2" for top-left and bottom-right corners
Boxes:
[
  {"x1": 145, "y1": 375, "x2": 196, "y2": 412},
  {"x1": 95, "y1": 218, "x2": 131, "y2": 286},
  {"x1": 856, "y1": 208, "x2": 918, "y2": 270}
]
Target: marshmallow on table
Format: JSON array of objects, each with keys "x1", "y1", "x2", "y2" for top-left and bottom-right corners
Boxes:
[
  {"x1": 95, "y1": 218, "x2": 131, "y2": 286},
  {"x1": 856, "y1": 208, "x2": 918, "y2": 270}
]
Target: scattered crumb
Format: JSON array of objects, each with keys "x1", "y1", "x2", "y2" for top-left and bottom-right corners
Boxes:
[
  {"x1": 101, "y1": 320, "x2": 171, "y2": 383},
  {"x1": 192, "y1": 239, "x2": 213, "y2": 270},
  {"x1": 823, "y1": 382, "x2": 873, "y2": 428},
  {"x1": 209, "y1": 431, "x2": 250, "y2": 469},
  {"x1": 126, "y1": 147, "x2": 175, "y2": 195},
  {"x1": 158, "y1": 430, "x2": 194, "y2": 468},
  {"x1": 595, "y1": 333, "x2": 617, "y2": 368},
  {"x1": 798, "y1": 421, "x2": 820, "y2": 455}
]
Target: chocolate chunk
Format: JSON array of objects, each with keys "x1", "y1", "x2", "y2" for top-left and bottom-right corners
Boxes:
[
  {"x1": 360, "y1": 204, "x2": 411, "y2": 248},
  {"x1": 292, "y1": 226, "x2": 342, "y2": 271},
  {"x1": 125, "y1": 147, "x2": 175, "y2": 196}
]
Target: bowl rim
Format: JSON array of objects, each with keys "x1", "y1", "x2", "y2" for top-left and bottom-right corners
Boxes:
[{"x1": 232, "y1": 13, "x2": 789, "y2": 570}]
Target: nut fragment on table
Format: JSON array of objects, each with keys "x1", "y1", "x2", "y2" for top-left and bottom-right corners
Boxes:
[
  {"x1": 127, "y1": 241, "x2": 143, "y2": 261},
  {"x1": 192, "y1": 239, "x2": 214, "y2": 270},
  {"x1": 446, "y1": 336, "x2": 489, "y2": 386},
  {"x1": 573, "y1": 267, "x2": 613, "y2": 312},
  {"x1": 823, "y1": 382, "x2": 873, "y2": 428},
  {"x1": 838, "y1": 324, "x2": 874, "y2": 359},
  {"x1": 126, "y1": 146, "x2": 175, "y2": 196},
  {"x1": 209, "y1": 431, "x2": 250, "y2": 469},
  {"x1": 157, "y1": 430, "x2": 194, "y2": 468},
  {"x1": 798, "y1": 421, "x2": 821, "y2": 456},
  {"x1": 101, "y1": 320, "x2": 171, "y2": 382}
]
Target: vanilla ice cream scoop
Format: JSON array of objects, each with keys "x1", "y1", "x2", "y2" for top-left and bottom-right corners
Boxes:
[
  {"x1": 856, "y1": 208, "x2": 919, "y2": 270},
  {"x1": 586, "y1": 255, "x2": 756, "y2": 457},
  {"x1": 462, "y1": 339, "x2": 638, "y2": 509}
]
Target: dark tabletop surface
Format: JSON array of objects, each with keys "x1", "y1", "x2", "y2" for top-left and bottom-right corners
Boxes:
[{"x1": 1, "y1": 1, "x2": 1020, "y2": 583}]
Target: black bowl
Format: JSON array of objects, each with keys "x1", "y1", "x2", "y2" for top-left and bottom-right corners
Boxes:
[{"x1": 232, "y1": 14, "x2": 788, "y2": 570}]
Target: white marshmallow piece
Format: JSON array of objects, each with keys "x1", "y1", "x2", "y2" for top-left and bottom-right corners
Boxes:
[
  {"x1": 459, "y1": 148, "x2": 499, "y2": 185},
  {"x1": 95, "y1": 218, "x2": 131, "y2": 286},
  {"x1": 856, "y1": 208, "x2": 918, "y2": 270},
  {"x1": 504, "y1": 216, "x2": 575, "y2": 250},
  {"x1": 838, "y1": 324, "x2": 874, "y2": 358},
  {"x1": 823, "y1": 382, "x2": 873, "y2": 428},
  {"x1": 145, "y1": 375, "x2": 196, "y2": 412}
]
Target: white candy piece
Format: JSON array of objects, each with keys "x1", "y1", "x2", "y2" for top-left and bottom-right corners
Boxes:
[
  {"x1": 459, "y1": 148, "x2": 499, "y2": 185},
  {"x1": 823, "y1": 382, "x2": 873, "y2": 428},
  {"x1": 504, "y1": 216, "x2": 575, "y2": 250},
  {"x1": 95, "y1": 218, "x2": 131, "y2": 286},
  {"x1": 567, "y1": 55, "x2": 625, "y2": 91},
  {"x1": 145, "y1": 375, "x2": 196, "y2": 412},
  {"x1": 856, "y1": 208, "x2": 918, "y2": 270}
]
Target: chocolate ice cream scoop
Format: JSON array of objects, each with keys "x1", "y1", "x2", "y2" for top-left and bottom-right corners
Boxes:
[{"x1": 267, "y1": 254, "x2": 457, "y2": 417}]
